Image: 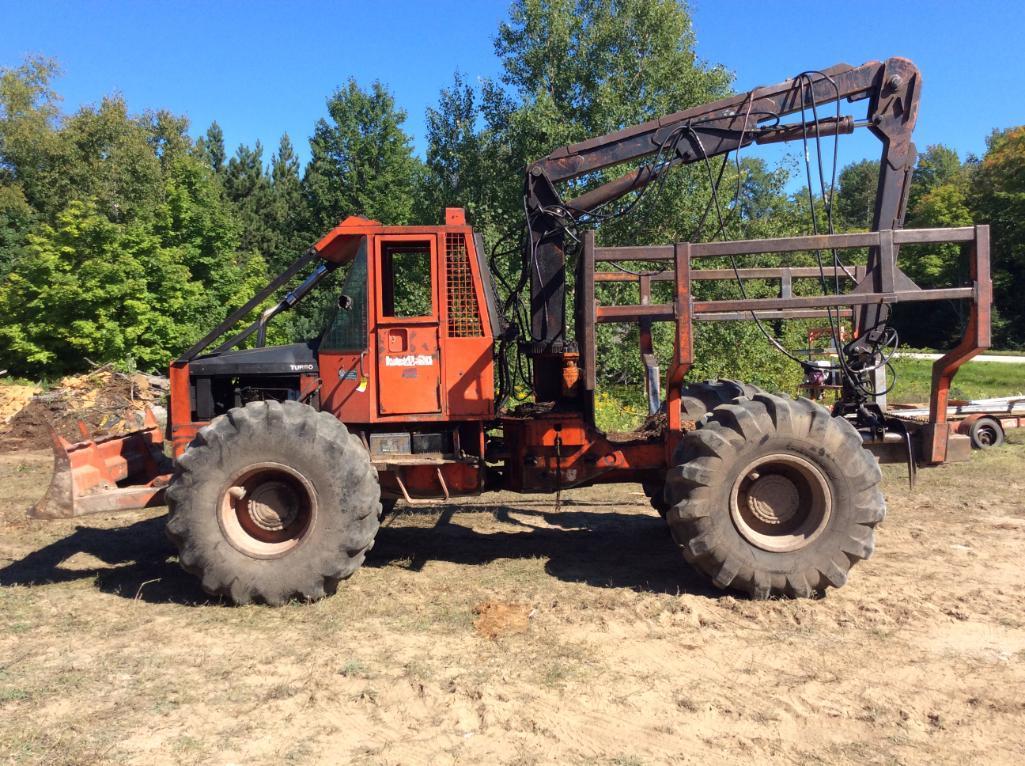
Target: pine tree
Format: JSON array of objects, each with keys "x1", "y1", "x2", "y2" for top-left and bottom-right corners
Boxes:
[
  {"x1": 223, "y1": 141, "x2": 274, "y2": 259},
  {"x1": 267, "y1": 134, "x2": 306, "y2": 272},
  {"x1": 197, "y1": 121, "x2": 226, "y2": 174}
]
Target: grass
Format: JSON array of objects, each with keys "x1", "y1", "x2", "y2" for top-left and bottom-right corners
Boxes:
[
  {"x1": 0, "y1": 374, "x2": 50, "y2": 388},
  {"x1": 594, "y1": 387, "x2": 649, "y2": 432},
  {"x1": 888, "y1": 356, "x2": 1024, "y2": 404},
  {"x1": 592, "y1": 358, "x2": 1024, "y2": 423}
]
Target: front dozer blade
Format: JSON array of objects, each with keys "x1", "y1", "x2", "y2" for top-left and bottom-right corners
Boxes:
[{"x1": 31, "y1": 408, "x2": 173, "y2": 519}]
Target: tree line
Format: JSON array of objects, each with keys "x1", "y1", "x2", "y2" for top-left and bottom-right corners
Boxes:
[{"x1": 1, "y1": 0, "x2": 1022, "y2": 388}]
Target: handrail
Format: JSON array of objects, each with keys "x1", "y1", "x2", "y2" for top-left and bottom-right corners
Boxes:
[{"x1": 593, "y1": 226, "x2": 977, "y2": 262}]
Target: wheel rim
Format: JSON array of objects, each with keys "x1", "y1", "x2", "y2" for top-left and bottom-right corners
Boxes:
[
  {"x1": 218, "y1": 462, "x2": 317, "y2": 558},
  {"x1": 975, "y1": 424, "x2": 998, "y2": 447},
  {"x1": 729, "y1": 453, "x2": 832, "y2": 553}
]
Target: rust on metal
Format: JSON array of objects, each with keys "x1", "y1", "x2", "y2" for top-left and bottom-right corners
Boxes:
[{"x1": 31, "y1": 407, "x2": 171, "y2": 519}]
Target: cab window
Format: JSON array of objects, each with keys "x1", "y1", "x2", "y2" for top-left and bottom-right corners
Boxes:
[
  {"x1": 381, "y1": 242, "x2": 432, "y2": 318},
  {"x1": 321, "y1": 239, "x2": 368, "y2": 351}
]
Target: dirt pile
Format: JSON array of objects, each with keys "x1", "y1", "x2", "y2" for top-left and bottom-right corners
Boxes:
[{"x1": 0, "y1": 368, "x2": 168, "y2": 452}]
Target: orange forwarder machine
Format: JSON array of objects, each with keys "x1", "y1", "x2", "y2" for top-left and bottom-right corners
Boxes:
[{"x1": 33, "y1": 58, "x2": 991, "y2": 604}]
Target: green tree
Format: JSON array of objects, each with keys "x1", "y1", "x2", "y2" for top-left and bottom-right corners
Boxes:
[
  {"x1": 303, "y1": 80, "x2": 421, "y2": 233},
  {"x1": 895, "y1": 167, "x2": 973, "y2": 348},
  {"x1": 835, "y1": 159, "x2": 878, "y2": 230},
  {"x1": 156, "y1": 153, "x2": 259, "y2": 311},
  {"x1": 0, "y1": 183, "x2": 34, "y2": 278},
  {"x1": 267, "y1": 134, "x2": 307, "y2": 272},
  {"x1": 56, "y1": 97, "x2": 167, "y2": 222},
  {"x1": 195, "y1": 121, "x2": 226, "y2": 174},
  {"x1": 908, "y1": 144, "x2": 962, "y2": 212},
  {"x1": 446, "y1": 0, "x2": 810, "y2": 392},
  {"x1": 266, "y1": 134, "x2": 320, "y2": 340},
  {"x1": 0, "y1": 199, "x2": 205, "y2": 374},
  {"x1": 0, "y1": 53, "x2": 275, "y2": 376},
  {"x1": 223, "y1": 141, "x2": 274, "y2": 258},
  {"x1": 0, "y1": 57, "x2": 62, "y2": 205},
  {"x1": 970, "y1": 126, "x2": 1025, "y2": 347}
]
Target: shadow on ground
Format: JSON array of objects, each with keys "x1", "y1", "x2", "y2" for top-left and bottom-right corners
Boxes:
[
  {"x1": 0, "y1": 515, "x2": 211, "y2": 605},
  {"x1": 0, "y1": 500, "x2": 717, "y2": 604},
  {"x1": 368, "y1": 503, "x2": 718, "y2": 597}
]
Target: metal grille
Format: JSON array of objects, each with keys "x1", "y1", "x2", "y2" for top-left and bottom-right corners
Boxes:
[{"x1": 445, "y1": 232, "x2": 483, "y2": 337}]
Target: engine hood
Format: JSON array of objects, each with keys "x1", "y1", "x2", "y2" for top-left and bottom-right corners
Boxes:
[{"x1": 189, "y1": 342, "x2": 318, "y2": 377}]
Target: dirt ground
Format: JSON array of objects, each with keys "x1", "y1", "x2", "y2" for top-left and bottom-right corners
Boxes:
[{"x1": 2, "y1": 435, "x2": 1025, "y2": 766}]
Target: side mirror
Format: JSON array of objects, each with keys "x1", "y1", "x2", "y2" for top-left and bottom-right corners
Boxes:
[{"x1": 337, "y1": 294, "x2": 353, "y2": 311}]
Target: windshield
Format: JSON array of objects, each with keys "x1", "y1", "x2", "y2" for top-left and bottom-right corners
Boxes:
[{"x1": 320, "y1": 237, "x2": 368, "y2": 351}]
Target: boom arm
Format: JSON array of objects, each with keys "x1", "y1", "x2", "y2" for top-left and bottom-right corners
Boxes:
[{"x1": 523, "y1": 57, "x2": 921, "y2": 356}]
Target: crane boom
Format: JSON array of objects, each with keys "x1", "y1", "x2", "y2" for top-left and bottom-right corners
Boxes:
[{"x1": 523, "y1": 57, "x2": 921, "y2": 363}]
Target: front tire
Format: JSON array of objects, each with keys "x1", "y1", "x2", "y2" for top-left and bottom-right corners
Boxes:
[
  {"x1": 666, "y1": 393, "x2": 885, "y2": 599},
  {"x1": 166, "y1": 400, "x2": 381, "y2": 605}
]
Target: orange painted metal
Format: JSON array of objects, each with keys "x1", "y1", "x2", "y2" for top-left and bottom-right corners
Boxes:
[
  {"x1": 666, "y1": 242, "x2": 694, "y2": 461},
  {"x1": 319, "y1": 350, "x2": 371, "y2": 423},
  {"x1": 560, "y1": 352, "x2": 581, "y2": 398},
  {"x1": 388, "y1": 462, "x2": 481, "y2": 497},
  {"x1": 502, "y1": 413, "x2": 664, "y2": 493},
  {"x1": 442, "y1": 231, "x2": 493, "y2": 417},
  {"x1": 374, "y1": 235, "x2": 443, "y2": 416},
  {"x1": 312, "y1": 216, "x2": 495, "y2": 426},
  {"x1": 31, "y1": 408, "x2": 170, "y2": 519},
  {"x1": 169, "y1": 361, "x2": 194, "y2": 457},
  {"x1": 39, "y1": 209, "x2": 993, "y2": 517},
  {"x1": 445, "y1": 207, "x2": 467, "y2": 225},
  {"x1": 924, "y1": 225, "x2": 992, "y2": 463}
]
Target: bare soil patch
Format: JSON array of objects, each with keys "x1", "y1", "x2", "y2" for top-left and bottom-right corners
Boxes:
[
  {"x1": 2, "y1": 435, "x2": 1025, "y2": 764},
  {"x1": 473, "y1": 601, "x2": 532, "y2": 639}
]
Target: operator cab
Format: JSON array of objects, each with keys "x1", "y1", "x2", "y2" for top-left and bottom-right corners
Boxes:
[
  {"x1": 182, "y1": 209, "x2": 500, "y2": 437},
  {"x1": 311, "y1": 210, "x2": 500, "y2": 425}
]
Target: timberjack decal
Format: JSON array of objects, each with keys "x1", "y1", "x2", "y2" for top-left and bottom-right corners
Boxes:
[{"x1": 385, "y1": 354, "x2": 434, "y2": 367}]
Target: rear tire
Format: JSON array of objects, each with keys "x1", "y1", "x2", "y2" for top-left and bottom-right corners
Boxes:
[
  {"x1": 642, "y1": 481, "x2": 670, "y2": 517},
  {"x1": 645, "y1": 380, "x2": 767, "y2": 517},
  {"x1": 680, "y1": 379, "x2": 765, "y2": 424},
  {"x1": 166, "y1": 400, "x2": 381, "y2": 605},
  {"x1": 665, "y1": 393, "x2": 885, "y2": 599}
]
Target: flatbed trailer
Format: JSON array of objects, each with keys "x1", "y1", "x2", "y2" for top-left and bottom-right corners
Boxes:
[{"x1": 889, "y1": 396, "x2": 1025, "y2": 451}]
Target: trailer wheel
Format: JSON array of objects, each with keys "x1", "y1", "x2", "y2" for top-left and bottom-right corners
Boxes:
[
  {"x1": 665, "y1": 393, "x2": 885, "y2": 599},
  {"x1": 166, "y1": 400, "x2": 381, "y2": 605},
  {"x1": 968, "y1": 416, "x2": 1004, "y2": 449},
  {"x1": 643, "y1": 380, "x2": 767, "y2": 517}
]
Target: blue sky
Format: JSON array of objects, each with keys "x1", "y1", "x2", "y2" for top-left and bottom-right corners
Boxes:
[{"x1": 4, "y1": 0, "x2": 1024, "y2": 177}]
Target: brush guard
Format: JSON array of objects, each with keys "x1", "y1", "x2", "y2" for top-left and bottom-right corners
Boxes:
[{"x1": 31, "y1": 408, "x2": 173, "y2": 519}]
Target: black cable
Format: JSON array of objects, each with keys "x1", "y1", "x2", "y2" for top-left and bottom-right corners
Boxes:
[
  {"x1": 793, "y1": 70, "x2": 897, "y2": 399},
  {"x1": 508, "y1": 74, "x2": 901, "y2": 403}
]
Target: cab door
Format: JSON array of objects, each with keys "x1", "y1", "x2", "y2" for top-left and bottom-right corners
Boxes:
[{"x1": 374, "y1": 235, "x2": 442, "y2": 416}]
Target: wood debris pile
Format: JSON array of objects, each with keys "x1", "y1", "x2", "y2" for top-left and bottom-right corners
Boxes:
[{"x1": 0, "y1": 367, "x2": 168, "y2": 452}]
